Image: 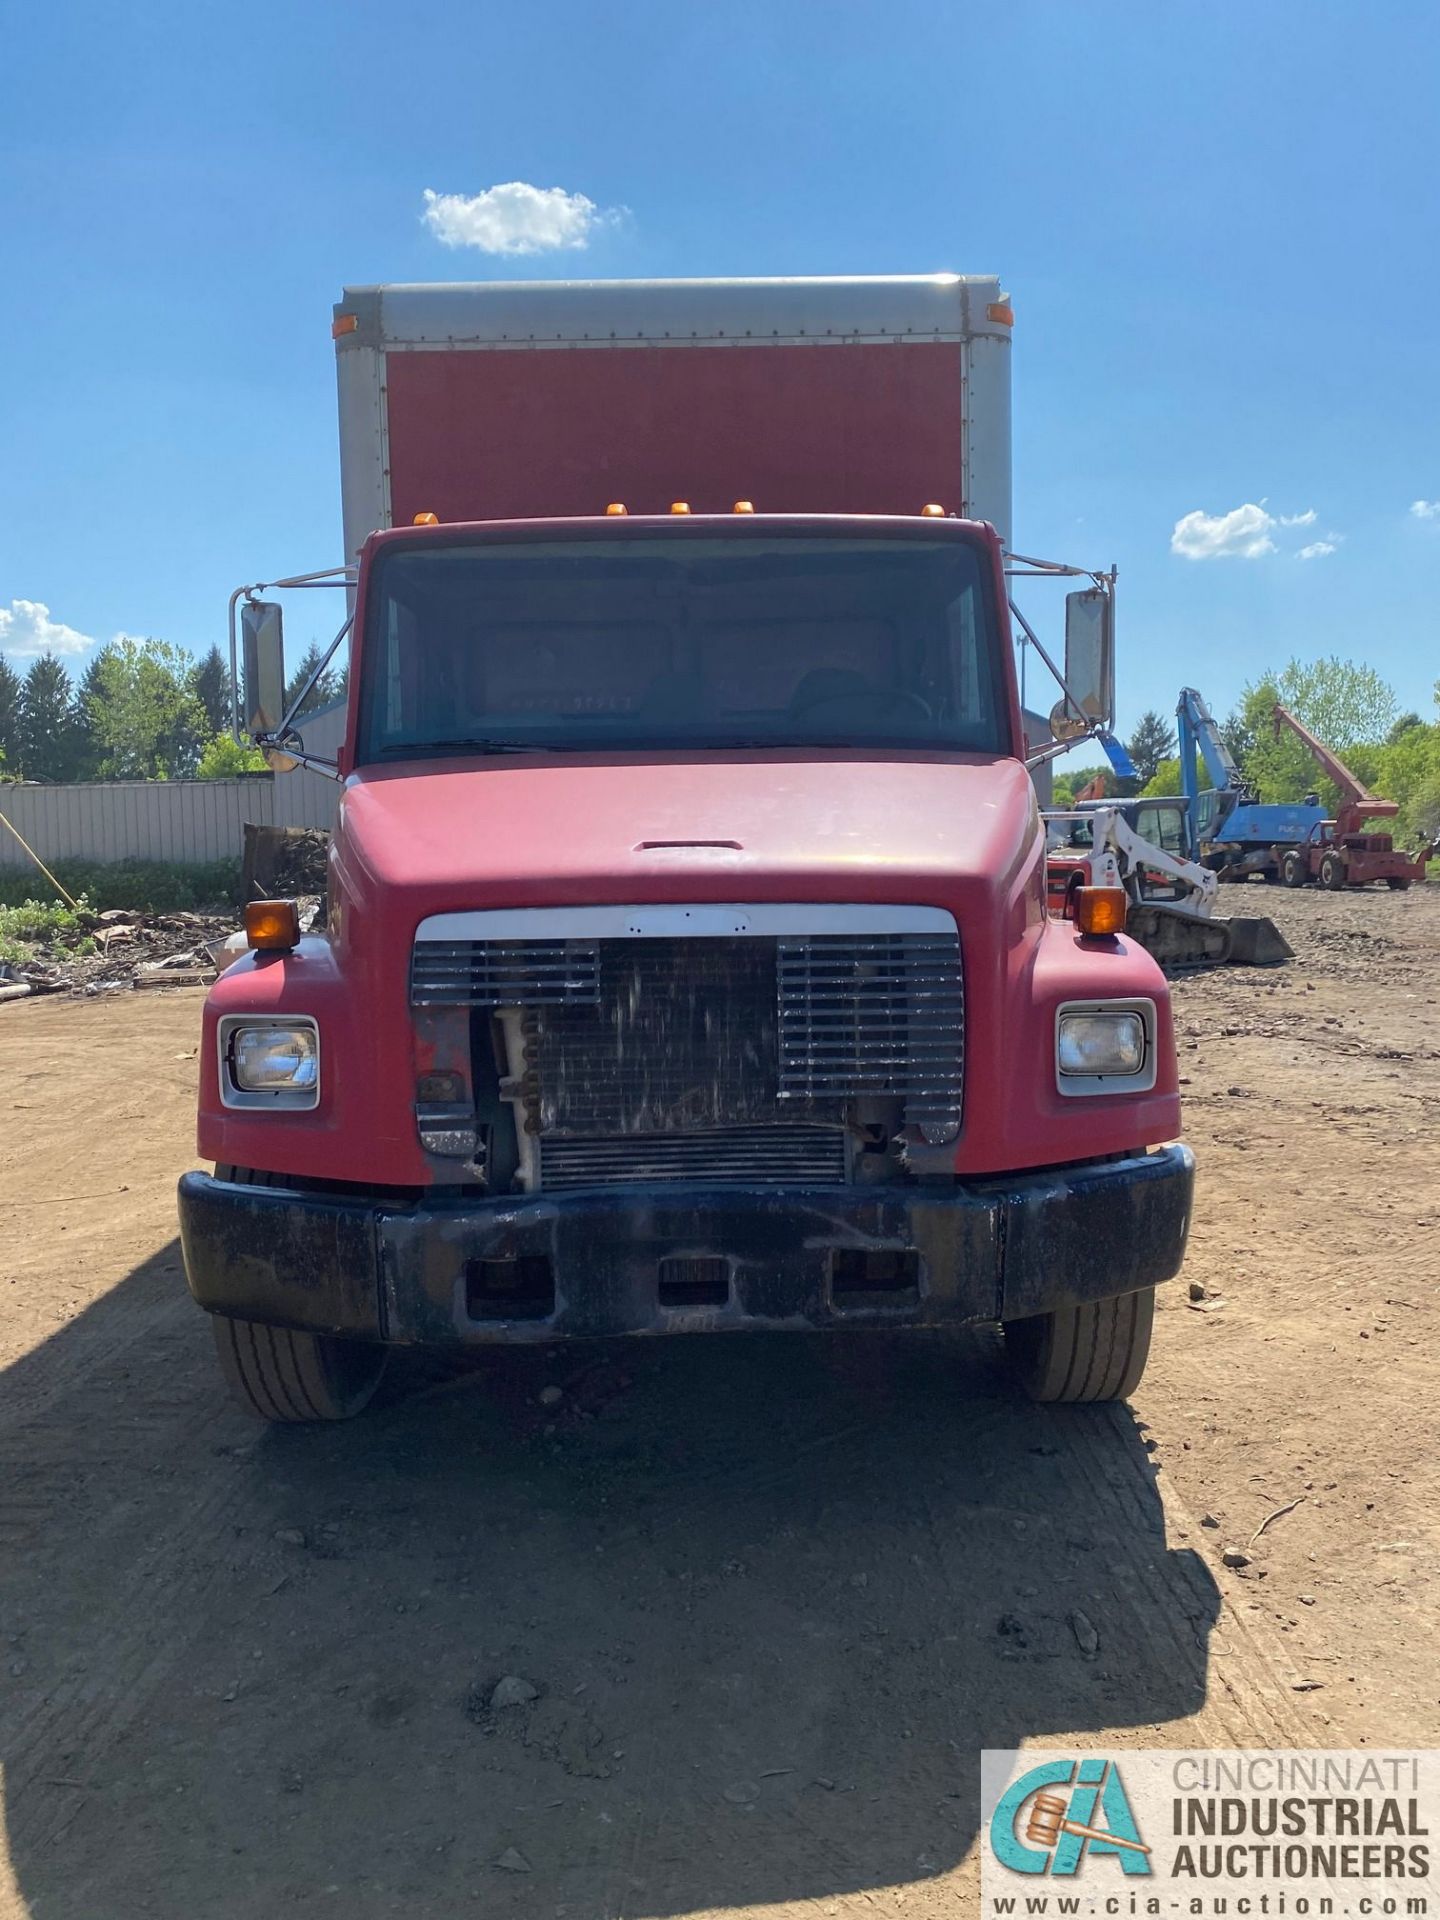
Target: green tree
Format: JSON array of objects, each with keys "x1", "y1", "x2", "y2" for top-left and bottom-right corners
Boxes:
[
  {"x1": 70, "y1": 644, "x2": 116, "y2": 780},
  {"x1": 1125, "y1": 709, "x2": 1178, "y2": 791},
  {"x1": 18, "y1": 654, "x2": 81, "y2": 782},
  {"x1": 1387, "y1": 711, "x2": 1425, "y2": 744},
  {"x1": 196, "y1": 730, "x2": 268, "y2": 778},
  {"x1": 1051, "y1": 764, "x2": 1111, "y2": 807},
  {"x1": 0, "y1": 655, "x2": 21, "y2": 769},
  {"x1": 1220, "y1": 701, "x2": 1261, "y2": 769},
  {"x1": 1235, "y1": 658, "x2": 1399, "y2": 804},
  {"x1": 1271, "y1": 655, "x2": 1396, "y2": 750},
  {"x1": 284, "y1": 642, "x2": 344, "y2": 720},
  {"x1": 192, "y1": 645, "x2": 231, "y2": 736},
  {"x1": 1370, "y1": 719, "x2": 1440, "y2": 849},
  {"x1": 85, "y1": 638, "x2": 207, "y2": 779},
  {"x1": 1408, "y1": 773, "x2": 1440, "y2": 849}
]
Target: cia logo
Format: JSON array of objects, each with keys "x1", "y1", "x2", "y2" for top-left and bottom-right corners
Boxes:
[{"x1": 989, "y1": 1758, "x2": 1152, "y2": 1877}]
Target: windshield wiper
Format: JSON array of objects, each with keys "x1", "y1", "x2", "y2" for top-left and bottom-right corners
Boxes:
[{"x1": 376, "y1": 738, "x2": 559, "y2": 758}]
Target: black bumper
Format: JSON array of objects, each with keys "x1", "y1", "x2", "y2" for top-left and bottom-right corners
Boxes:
[{"x1": 177, "y1": 1146, "x2": 1194, "y2": 1347}]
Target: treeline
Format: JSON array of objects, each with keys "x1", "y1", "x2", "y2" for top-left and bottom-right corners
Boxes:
[
  {"x1": 0, "y1": 639, "x2": 345, "y2": 784},
  {"x1": 1053, "y1": 657, "x2": 1440, "y2": 854}
]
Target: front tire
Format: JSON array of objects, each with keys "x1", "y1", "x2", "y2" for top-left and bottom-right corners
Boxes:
[
  {"x1": 1281, "y1": 849, "x2": 1309, "y2": 888},
  {"x1": 1003, "y1": 1287, "x2": 1155, "y2": 1403},
  {"x1": 1320, "y1": 850, "x2": 1347, "y2": 891},
  {"x1": 211, "y1": 1313, "x2": 388, "y2": 1422}
]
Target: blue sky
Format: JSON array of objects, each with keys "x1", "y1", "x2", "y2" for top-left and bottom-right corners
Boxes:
[{"x1": 3, "y1": 0, "x2": 1437, "y2": 746}]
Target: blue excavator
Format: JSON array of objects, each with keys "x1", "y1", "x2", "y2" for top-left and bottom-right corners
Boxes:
[{"x1": 1176, "y1": 687, "x2": 1327, "y2": 879}]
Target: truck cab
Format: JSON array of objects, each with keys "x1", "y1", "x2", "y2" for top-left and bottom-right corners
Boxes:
[{"x1": 178, "y1": 277, "x2": 1193, "y2": 1420}]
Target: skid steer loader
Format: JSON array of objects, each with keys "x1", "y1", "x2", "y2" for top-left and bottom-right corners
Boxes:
[{"x1": 1045, "y1": 801, "x2": 1292, "y2": 971}]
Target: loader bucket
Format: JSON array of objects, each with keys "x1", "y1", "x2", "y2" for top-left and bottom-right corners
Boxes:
[{"x1": 1225, "y1": 915, "x2": 1293, "y2": 967}]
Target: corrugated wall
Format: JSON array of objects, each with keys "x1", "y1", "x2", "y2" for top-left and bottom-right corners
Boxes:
[
  {"x1": 0, "y1": 773, "x2": 341, "y2": 871},
  {"x1": 0, "y1": 702, "x2": 347, "y2": 870}
]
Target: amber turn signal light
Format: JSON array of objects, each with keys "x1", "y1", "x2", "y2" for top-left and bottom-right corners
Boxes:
[
  {"x1": 412, "y1": 511, "x2": 439, "y2": 526},
  {"x1": 244, "y1": 900, "x2": 302, "y2": 952},
  {"x1": 1074, "y1": 886, "x2": 1128, "y2": 938},
  {"x1": 920, "y1": 503, "x2": 945, "y2": 517}
]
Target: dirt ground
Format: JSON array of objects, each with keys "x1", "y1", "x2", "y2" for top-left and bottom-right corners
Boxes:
[{"x1": 1, "y1": 884, "x2": 1436, "y2": 1919}]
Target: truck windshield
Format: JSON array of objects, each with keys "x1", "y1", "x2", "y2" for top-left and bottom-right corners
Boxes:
[{"x1": 357, "y1": 536, "x2": 1008, "y2": 762}]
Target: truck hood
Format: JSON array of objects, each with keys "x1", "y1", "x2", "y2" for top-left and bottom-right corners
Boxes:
[{"x1": 337, "y1": 751, "x2": 1039, "y2": 914}]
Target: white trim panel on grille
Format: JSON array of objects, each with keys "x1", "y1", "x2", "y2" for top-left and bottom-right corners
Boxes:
[{"x1": 415, "y1": 903, "x2": 958, "y2": 943}]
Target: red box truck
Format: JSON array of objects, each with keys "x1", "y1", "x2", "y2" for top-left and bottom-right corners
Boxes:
[{"x1": 180, "y1": 274, "x2": 1191, "y2": 1421}]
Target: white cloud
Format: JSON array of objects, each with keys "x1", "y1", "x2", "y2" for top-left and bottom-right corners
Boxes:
[
  {"x1": 0, "y1": 598, "x2": 95, "y2": 658},
  {"x1": 1279, "y1": 509, "x2": 1317, "y2": 527},
  {"x1": 1297, "y1": 539, "x2": 1337, "y2": 560},
  {"x1": 1411, "y1": 499, "x2": 1440, "y2": 520},
  {"x1": 420, "y1": 182, "x2": 623, "y2": 256},
  {"x1": 1171, "y1": 503, "x2": 1277, "y2": 560}
]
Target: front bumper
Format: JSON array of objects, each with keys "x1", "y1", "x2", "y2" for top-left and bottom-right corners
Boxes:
[{"x1": 177, "y1": 1145, "x2": 1194, "y2": 1346}]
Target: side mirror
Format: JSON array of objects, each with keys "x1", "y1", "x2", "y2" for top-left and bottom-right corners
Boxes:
[
  {"x1": 239, "y1": 600, "x2": 297, "y2": 772},
  {"x1": 1054, "y1": 587, "x2": 1115, "y2": 736}
]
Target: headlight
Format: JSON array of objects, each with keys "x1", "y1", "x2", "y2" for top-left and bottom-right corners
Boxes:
[
  {"x1": 1055, "y1": 1001, "x2": 1155, "y2": 1095},
  {"x1": 1058, "y1": 1012, "x2": 1145, "y2": 1077},
  {"x1": 220, "y1": 1017, "x2": 320, "y2": 1109}
]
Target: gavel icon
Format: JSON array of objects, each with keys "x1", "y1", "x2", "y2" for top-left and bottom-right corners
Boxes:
[{"x1": 1025, "y1": 1791, "x2": 1152, "y2": 1857}]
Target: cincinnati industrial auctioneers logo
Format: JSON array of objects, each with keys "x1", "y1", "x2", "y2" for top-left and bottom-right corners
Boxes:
[
  {"x1": 989, "y1": 1757, "x2": 1152, "y2": 1878},
  {"x1": 982, "y1": 1749, "x2": 1440, "y2": 1915}
]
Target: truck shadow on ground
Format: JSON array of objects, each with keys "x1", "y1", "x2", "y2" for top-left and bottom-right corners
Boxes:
[{"x1": 1, "y1": 1243, "x2": 1219, "y2": 1918}]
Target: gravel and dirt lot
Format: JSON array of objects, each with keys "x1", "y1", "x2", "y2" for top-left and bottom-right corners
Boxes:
[{"x1": 1, "y1": 884, "x2": 1436, "y2": 1918}]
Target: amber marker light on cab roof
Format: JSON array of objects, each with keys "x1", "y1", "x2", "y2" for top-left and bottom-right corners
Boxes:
[
  {"x1": 920, "y1": 503, "x2": 946, "y2": 517},
  {"x1": 987, "y1": 302, "x2": 1014, "y2": 326},
  {"x1": 332, "y1": 313, "x2": 359, "y2": 338},
  {"x1": 733, "y1": 500, "x2": 755, "y2": 513},
  {"x1": 245, "y1": 900, "x2": 302, "y2": 952},
  {"x1": 1074, "y1": 887, "x2": 1128, "y2": 938},
  {"x1": 412, "y1": 512, "x2": 439, "y2": 525},
  {"x1": 670, "y1": 501, "x2": 691, "y2": 514},
  {"x1": 606, "y1": 502, "x2": 628, "y2": 515}
]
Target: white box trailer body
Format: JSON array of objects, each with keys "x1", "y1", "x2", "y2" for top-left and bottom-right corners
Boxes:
[{"x1": 332, "y1": 274, "x2": 1013, "y2": 563}]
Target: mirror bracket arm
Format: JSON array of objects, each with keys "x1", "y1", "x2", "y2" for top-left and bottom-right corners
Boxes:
[
  {"x1": 1007, "y1": 594, "x2": 1093, "y2": 727},
  {"x1": 1025, "y1": 731, "x2": 1101, "y2": 771},
  {"x1": 250, "y1": 735, "x2": 343, "y2": 781},
  {"x1": 228, "y1": 565, "x2": 356, "y2": 749},
  {"x1": 270, "y1": 610, "x2": 354, "y2": 745},
  {"x1": 1005, "y1": 552, "x2": 1117, "y2": 748}
]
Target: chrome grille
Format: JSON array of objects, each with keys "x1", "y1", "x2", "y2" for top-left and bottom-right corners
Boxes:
[
  {"x1": 539, "y1": 1125, "x2": 847, "y2": 1191},
  {"x1": 411, "y1": 939, "x2": 600, "y2": 1008},
  {"x1": 777, "y1": 933, "x2": 963, "y2": 1139},
  {"x1": 409, "y1": 920, "x2": 966, "y2": 1164},
  {"x1": 530, "y1": 938, "x2": 792, "y2": 1135}
]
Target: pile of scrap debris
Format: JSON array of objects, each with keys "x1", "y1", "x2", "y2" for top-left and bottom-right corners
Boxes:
[
  {"x1": 0, "y1": 908, "x2": 234, "y2": 1001},
  {"x1": 0, "y1": 828, "x2": 332, "y2": 1004}
]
